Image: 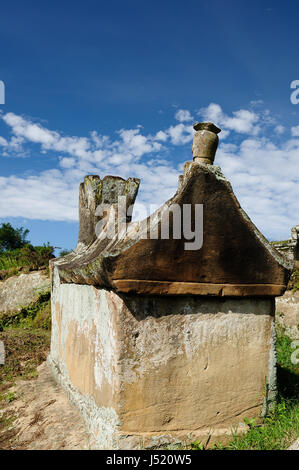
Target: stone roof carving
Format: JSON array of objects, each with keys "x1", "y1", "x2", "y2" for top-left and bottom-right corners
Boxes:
[{"x1": 52, "y1": 122, "x2": 292, "y2": 297}]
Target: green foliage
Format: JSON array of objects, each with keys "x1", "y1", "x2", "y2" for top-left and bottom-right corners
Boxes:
[
  {"x1": 15, "y1": 244, "x2": 54, "y2": 270},
  {"x1": 0, "y1": 292, "x2": 51, "y2": 331},
  {"x1": 0, "y1": 285, "x2": 52, "y2": 444},
  {"x1": 59, "y1": 248, "x2": 72, "y2": 257},
  {"x1": 31, "y1": 300, "x2": 51, "y2": 330},
  {"x1": 270, "y1": 240, "x2": 290, "y2": 246},
  {"x1": 243, "y1": 417, "x2": 258, "y2": 429},
  {"x1": 0, "y1": 411, "x2": 16, "y2": 430},
  {"x1": 212, "y1": 442, "x2": 226, "y2": 450},
  {"x1": 276, "y1": 327, "x2": 299, "y2": 399},
  {"x1": 0, "y1": 292, "x2": 51, "y2": 393},
  {"x1": 289, "y1": 269, "x2": 299, "y2": 292},
  {"x1": 191, "y1": 440, "x2": 205, "y2": 450},
  {"x1": 0, "y1": 392, "x2": 17, "y2": 403},
  {"x1": 0, "y1": 223, "x2": 29, "y2": 252},
  {"x1": 225, "y1": 398, "x2": 299, "y2": 450},
  {"x1": 0, "y1": 327, "x2": 51, "y2": 393},
  {"x1": 0, "y1": 244, "x2": 54, "y2": 278},
  {"x1": 0, "y1": 223, "x2": 54, "y2": 280}
]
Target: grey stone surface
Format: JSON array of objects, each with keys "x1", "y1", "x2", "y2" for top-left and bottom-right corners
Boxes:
[
  {"x1": 288, "y1": 438, "x2": 299, "y2": 450},
  {"x1": 272, "y1": 225, "x2": 299, "y2": 264},
  {"x1": 49, "y1": 266, "x2": 276, "y2": 450},
  {"x1": 0, "y1": 270, "x2": 50, "y2": 316},
  {"x1": 276, "y1": 290, "x2": 299, "y2": 339}
]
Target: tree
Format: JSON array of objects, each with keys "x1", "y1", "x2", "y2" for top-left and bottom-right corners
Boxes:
[
  {"x1": 0, "y1": 223, "x2": 30, "y2": 252},
  {"x1": 59, "y1": 248, "x2": 72, "y2": 257}
]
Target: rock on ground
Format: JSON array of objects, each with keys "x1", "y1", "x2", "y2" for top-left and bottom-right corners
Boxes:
[
  {"x1": 0, "y1": 362, "x2": 93, "y2": 450},
  {"x1": 0, "y1": 271, "x2": 50, "y2": 317},
  {"x1": 289, "y1": 438, "x2": 299, "y2": 450},
  {"x1": 276, "y1": 290, "x2": 299, "y2": 339}
]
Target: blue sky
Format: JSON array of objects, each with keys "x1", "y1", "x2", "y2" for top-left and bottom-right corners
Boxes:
[{"x1": 0, "y1": 0, "x2": 299, "y2": 252}]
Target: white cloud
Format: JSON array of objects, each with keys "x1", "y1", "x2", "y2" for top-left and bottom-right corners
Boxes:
[
  {"x1": 0, "y1": 104, "x2": 298, "y2": 240},
  {"x1": 175, "y1": 109, "x2": 193, "y2": 122},
  {"x1": 3, "y1": 113, "x2": 60, "y2": 146},
  {"x1": 1, "y1": 112, "x2": 166, "y2": 165},
  {"x1": 59, "y1": 157, "x2": 76, "y2": 169},
  {"x1": 0, "y1": 171, "x2": 77, "y2": 221},
  {"x1": 217, "y1": 136, "x2": 299, "y2": 239},
  {"x1": 291, "y1": 125, "x2": 299, "y2": 137},
  {"x1": 0, "y1": 112, "x2": 182, "y2": 221},
  {"x1": 166, "y1": 123, "x2": 194, "y2": 145},
  {"x1": 0, "y1": 133, "x2": 25, "y2": 156},
  {"x1": 117, "y1": 128, "x2": 162, "y2": 157},
  {"x1": 250, "y1": 100, "x2": 264, "y2": 107},
  {"x1": 2, "y1": 112, "x2": 90, "y2": 159},
  {"x1": 226, "y1": 109, "x2": 259, "y2": 133},
  {"x1": 275, "y1": 125, "x2": 285, "y2": 135},
  {"x1": 154, "y1": 130, "x2": 168, "y2": 142},
  {"x1": 198, "y1": 103, "x2": 259, "y2": 135},
  {"x1": 0, "y1": 136, "x2": 7, "y2": 147}
]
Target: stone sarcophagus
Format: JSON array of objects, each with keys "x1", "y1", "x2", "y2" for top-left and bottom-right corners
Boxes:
[{"x1": 48, "y1": 122, "x2": 292, "y2": 449}]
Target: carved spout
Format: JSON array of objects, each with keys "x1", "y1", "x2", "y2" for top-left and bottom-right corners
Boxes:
[{"x1": 192, "y1": 122, "x2": 221, "y2": 165}]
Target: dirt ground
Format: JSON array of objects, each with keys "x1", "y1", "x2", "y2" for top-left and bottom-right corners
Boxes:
[
  {"x1": 0, "y1": 362, "x2": 93, "y2": 450},
  {"x1": 1, "y1": 361, "x2": 298, "y2": 451}
]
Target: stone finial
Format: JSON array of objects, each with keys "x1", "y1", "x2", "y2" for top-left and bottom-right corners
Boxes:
[{"x1": 192, "y1": 122, "x2": 221, "y2": 165}]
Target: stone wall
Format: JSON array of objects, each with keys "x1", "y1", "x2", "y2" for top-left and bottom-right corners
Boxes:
[
  {"x1": 48, "y1": 265, "x2": 276, "y2": 450},
  {"x1": 272, "y1": 225, "x2": 299, "y2": 264},
  {"x1": 276, "y1": 290, "x2": 299, "y2": 340}
]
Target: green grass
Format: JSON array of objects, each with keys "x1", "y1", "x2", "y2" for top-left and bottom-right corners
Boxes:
[
  {"x1": 0, "y1": 328, "x2": 51, "y2": 394},
  {"x1": 270, "y1": 240, "x2": 291, "y2": 246},
  {"x1": 0, "y1": 291, "x2": 51, "y2": 331},
  {"x1": 0, "y1": 392, "x2": 17, "y2": 403},
  {"x1": 0, "y1": 244, "x2": 54, "y2": 280},
  {"x1": 220, "y1": 400, "x2": 298, "y2": 450},
  {"x1": 288, "y1": 269, "x2": 299, "y2": 292},
  {"x1": 0, "y1": 292, "x2": 52, "y2": 447},
  {"x1": 0, "y1": 292, "x2": 51, "y2": 394}
]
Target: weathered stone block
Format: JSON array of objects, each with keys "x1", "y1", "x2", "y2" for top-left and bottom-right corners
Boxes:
[
  {"x1": 48, "y1": 121, "x2": 291, "y2": 449},
  {"x1": 276, "y1": 290, "x2": 299, "y2": 339},
  {"x1": 0, "y1": 270, "x2": 50, "y2": 318},
  {"x1": 49, "y1": 265, "x2": 277, "y2": 449}
]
